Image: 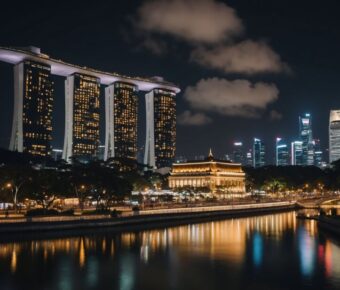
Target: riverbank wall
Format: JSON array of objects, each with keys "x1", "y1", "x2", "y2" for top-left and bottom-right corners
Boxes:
[{"x1": 0, "y1": 201, "x2": 297, "y2": 235}]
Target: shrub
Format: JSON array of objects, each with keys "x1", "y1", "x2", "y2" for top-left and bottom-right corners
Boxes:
[
  {"x1": 60, "y1": 209, "x2": 75, "y2": 216},
  {"x1": 26, "y1": 208, "x2": 59, "y2": 217},
  {"x1": 110, "y1": 209, "x2": 122, "y2": 218},
  {"x1": 132, "y1": 206, "x2": 140, "y2": 212}
]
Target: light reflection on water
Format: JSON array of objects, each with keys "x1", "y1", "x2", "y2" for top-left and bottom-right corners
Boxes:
[{"x1": 0, "y1": 212, "x2": 339, "y2": 290}]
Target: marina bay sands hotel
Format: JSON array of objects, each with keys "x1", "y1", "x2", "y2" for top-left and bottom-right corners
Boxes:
[{"x1": 0, "y1": 46, "x2": 180, "y2": 169}]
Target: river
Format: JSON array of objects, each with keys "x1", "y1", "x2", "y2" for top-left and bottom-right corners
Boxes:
[{"x1": 0, "y1": 211, "x2": 339, "y2": 290}]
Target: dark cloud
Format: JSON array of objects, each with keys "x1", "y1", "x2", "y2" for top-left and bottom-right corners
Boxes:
[
  {"x1": 178, "y1": 110, "x2": 212, "y2": 125},
  {"x1": 269, "y1": 110, "x2": 283, "y2": 120},
  {"x1": 191, "y1": 40, "x2": 290, "y2": 75},
  {"x1": 184, "y1": 78, "x2": 279, "y2": 118},
  {"x1": 136, "y1": 0, "x2": 243, "y2": 44}
]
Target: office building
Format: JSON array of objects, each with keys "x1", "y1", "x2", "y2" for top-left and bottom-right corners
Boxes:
[
  {"x1": 144, "y1": 88, "x2": 176, "y2": 170},
  {"x1": 299, "y1": 113, "x2": 314, "y2": 165},
  {"x1": 246, "y1": 150, "x2": 253, "y2": 166},
  {"x1": 253, "y1": 138, "x2": 265, "y2": 168},
  {"x1": 51, "y1": 148, "x2": 63, "y2": 161},
  {"x1": 104, "y1": 82, "x2": 138, "y2": 162},
  {"x1": 291, "y1": 141, "x2": 303, "y2": 165},
  {"x1": 9, "y1": 60, "x2": 54, "y2": 157},
  {"x1": 329, "y1": 110, "x2": 340, "y2": 163},
  {"x1": 63, "y1": 73, "x2": 100, "y2": 162},
  {"x1": 232, "y1": 142, "x2": 245, "y2": 165},
  {"x1": 276, "y1": 138, "x2": 289, "y2": 166},
  {"x1": 313, "y1": 139, "x2": 323, "y2": 167}
]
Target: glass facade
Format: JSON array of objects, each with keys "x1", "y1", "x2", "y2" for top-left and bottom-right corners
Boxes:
[
  {"x1": 276, "y1": 138, "x2": 289, "y2": 166},
  {"x1": 291, "y1": 141, "x2": 303, "y2": 165},
  {"x1": 313, "y1": 139, "x2": 323, "y2": 167},
  {"x1": 253, "y1": 138, "x2": 265, "y2": 168},
  {"x1": 299, "y1": 113, "x2": 314, "y2": 165},
  {"x1": 10, "y1": 60, "x2": 54, "y2": 157},
  {"x1": 329, "y1": 110, "x2": 340, "y2": 163},
  {"x1": 113, "y1": 82, "x2": 138, "y2": 160},
  {"x1": 154, "y1": 89, "x2": 176, "y2": 168},
  {"x1": 232, "y1": 142, "x2": 245, "y2": 165}
]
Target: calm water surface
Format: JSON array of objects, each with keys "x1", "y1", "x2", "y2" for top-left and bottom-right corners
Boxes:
[{"x1": 0, "y1": 212, "x2": 339, "y2": 290}]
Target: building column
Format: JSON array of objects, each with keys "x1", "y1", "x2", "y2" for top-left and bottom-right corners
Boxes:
[
  {"x1": 104, "y1": 85, "x2": 114, "y2": 161},
  {"x1": 62, "y1": 75, "x2": 74, "y2": 162},
  {"x1": 9, "y1": 63, "x2": 24, "y2": 152},
  {"x1": 144, "y1": 90, "x2": 156, "y2": 169}
]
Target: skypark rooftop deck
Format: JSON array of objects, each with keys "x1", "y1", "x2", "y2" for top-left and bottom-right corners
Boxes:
[{"x1": 0, "y1": 46, "x2": 180, "y2": 93}]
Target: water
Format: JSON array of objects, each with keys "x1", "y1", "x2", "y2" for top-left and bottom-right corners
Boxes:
[{"x1": 0, "y1": 211, "x2": 340, "y2": 290}]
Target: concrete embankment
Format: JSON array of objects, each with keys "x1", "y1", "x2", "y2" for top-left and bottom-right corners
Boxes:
[{"x1": 0, "y1": 201, "x2": 296, "y2": 234}]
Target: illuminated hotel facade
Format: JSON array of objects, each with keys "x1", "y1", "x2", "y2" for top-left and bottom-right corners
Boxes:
[
  {"x1": 62, "y1": 73, "x2": 100, "y2": 162},
  {"x1": 9, "y1": 60, "x2": 54, "y2": 157},
  {"x1": 0, "y1": 47, "x2": 179, "y2": 164},
  {"x1": 169, "y1": 151, "x2": 245, "y2": 196},
  {"x1": 104, "y1": 82, "x2": 138, "y2": 162},
  {"x1": 144, "y1": 88, "x2": 176, "y2": 169}
]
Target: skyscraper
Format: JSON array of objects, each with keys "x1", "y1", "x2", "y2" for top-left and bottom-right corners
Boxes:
[
  {"x1": 9, "y1": 60, "x2": 54, "y2": 157},
  {"x1": 232, "y1": 142, "x2": 245, "y2": 164},
  {"x1": 276, "y1": 138, "x2": 289, "y2": 166},
  {"x1": 291, "y1": 141, "x2": 303, "y2": 165},
  {"x1": 253, "y1": 138, "x2": 265, "y2": 168},
  {"x1": 63, "y1": 73, "x2": 100, "y2": 162},
  {"x1": 329, "y1": 110, "x2": 340, "y2": 163},
  {"x1": 144, "y1": 88, "x2": 176, "y2": 169},
  {"x1": 246, "y1": 150, "x2": 253, "y2": 166},
  {"x1": 299, "y1": 113, "x2": 314, "y2": 165},
  {"x1": 104, "y1": 82, "x2": 138, "y2": 163},
  {"x1": 313, "y1": 139, "x2": 323, "y2": 167}
]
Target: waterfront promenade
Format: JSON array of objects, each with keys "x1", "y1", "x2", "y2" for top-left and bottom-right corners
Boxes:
[{"x1": 0, "y1": 201, "x2": 296, "y2": 234}]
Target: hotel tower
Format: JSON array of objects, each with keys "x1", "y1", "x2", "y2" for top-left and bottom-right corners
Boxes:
[
  {"x1": 62, "y1": 73, "x2": 100, "y2": 162},
  {"x1": 9, "y1": 60, "x2": 54, "y2": 157},
  {"x1": 104, "y1": 82, "x2": 138, "y2": 162},
  {"x1": 0, "y1": 46, "x2": 180, "y2": 167},
  {"x1": 144, "y1": 88, "x2": 176, "y2": 169}
]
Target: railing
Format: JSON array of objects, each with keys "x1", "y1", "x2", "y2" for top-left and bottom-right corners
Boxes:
[
  {"x1": 0, "y1": 201, "x2": 296, "y2": 224},
  {"x1": 138, "y1": 201, "x2": 296, "y2": 215}
]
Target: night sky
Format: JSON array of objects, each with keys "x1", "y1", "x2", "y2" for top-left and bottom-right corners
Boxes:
[{"x1": 1, "y1": 0, "x2": 340, "y2": 163}]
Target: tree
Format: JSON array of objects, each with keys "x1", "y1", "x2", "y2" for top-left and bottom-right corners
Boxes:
[{"x1": 0, "y1": 165, "x2": 32, "y2": 211}]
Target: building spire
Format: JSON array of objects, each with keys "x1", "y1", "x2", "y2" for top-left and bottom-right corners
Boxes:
[{"x1": 208, "y1": 148, "x2": 213, "y2": 158}]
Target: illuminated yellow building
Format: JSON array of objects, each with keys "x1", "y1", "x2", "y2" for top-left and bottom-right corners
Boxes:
[
  {"x1": 10, "y1": 60, "x2": 54, "y2": 156},
  {"x1": 169, "y1": 150, "x2": 246, "y2": 195},
  {"x1": 63, "y1": 73, "x2": 100, "y2": 162}
]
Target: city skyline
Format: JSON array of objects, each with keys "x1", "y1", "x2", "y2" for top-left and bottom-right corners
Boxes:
[{"x1": 1, "y1": 1, "x2": 340, "y2": 162}]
